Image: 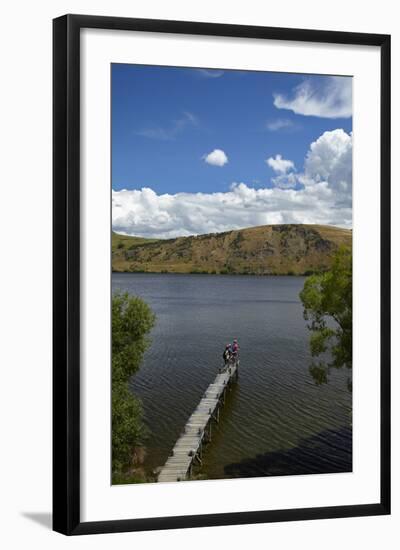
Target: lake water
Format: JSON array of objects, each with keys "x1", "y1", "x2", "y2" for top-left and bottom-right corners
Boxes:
[{"x1": 112, "y1": 273, "x2": 352, "y2": 480}]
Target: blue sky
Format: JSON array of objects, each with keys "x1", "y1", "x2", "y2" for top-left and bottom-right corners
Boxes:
[{"x1": 111, "y1": 65, "x2": 353, "y2": 238}]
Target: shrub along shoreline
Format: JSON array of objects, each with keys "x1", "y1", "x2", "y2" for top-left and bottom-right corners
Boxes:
[{"x1": 112, "y1": 291, "x2": 155, "y2": 484}]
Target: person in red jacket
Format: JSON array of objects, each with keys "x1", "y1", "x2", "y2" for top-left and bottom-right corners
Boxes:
[{"x1": 231, "y1": 338, "x2": 239, "y2": 361}]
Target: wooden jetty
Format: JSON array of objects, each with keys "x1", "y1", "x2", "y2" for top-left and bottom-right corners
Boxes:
[{"x1": 157, "y1": 361, "x2": 239, "y2": 483}]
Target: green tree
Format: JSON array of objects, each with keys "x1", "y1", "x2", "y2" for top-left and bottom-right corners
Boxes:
[
  {"x1": 112, "y1": 291, "x2": 156, "y2": 481},
  {"x1": 299, "y1": 246, "x2": 352, "y2": 387}
]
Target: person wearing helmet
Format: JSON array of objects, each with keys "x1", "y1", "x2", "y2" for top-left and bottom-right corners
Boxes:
[{"x1": 222, "y1": 343, "x2": 231, "y2": 366}]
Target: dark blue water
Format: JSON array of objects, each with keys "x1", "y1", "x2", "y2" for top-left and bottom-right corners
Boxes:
[{"x1": 112, "y1": 273, "x2": 352, "y2": 480}]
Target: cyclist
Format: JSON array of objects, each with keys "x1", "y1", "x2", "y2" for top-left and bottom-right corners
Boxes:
[
  {"x1": 231, "y1": 338, "x2": 240, "y2": 362},
  {"x1": 222, "y1": 344, "x2": 232, "y2": 366}
]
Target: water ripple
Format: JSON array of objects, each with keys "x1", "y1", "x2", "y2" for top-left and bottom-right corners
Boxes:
[{"x1": 114, "y1": 273, "x2": 352, "y2": 479}]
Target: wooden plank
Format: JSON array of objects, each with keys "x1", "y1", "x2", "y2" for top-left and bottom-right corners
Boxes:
[
  {"x1": 185, "y1": 426, "x2": 207, "y2": 431},
  {"x1": 163, "y1": 458, "x2": 191, "y2": 464},
  {"x1": 199, "y1": 397, "x2": 218, "y2": 404},
  {"x1": 159, "y1": 469, "x2": 189, "y2": 475},
  {"x1": 185, "y1": 424, "x2": 207, "y2": 430},
  {"x1": 186, "y1": 423, "x2": 208, "y2": 428},
  {"x1": 159, "y1": 471, "x2": 188, "y2": 476},
  {"x1": 163, "y1": 463, "x2": 192, "y2": 469},
  {"x1": 173, "y1": 443, "x2": 200, "y2": 450},
  {"x1": 163, "y1": 461, "x2": 192, "y2": 466},
  {"x1": 160, "y1": 468, "x2": 188, "y2": 472},
  {"x1": 173, "y1": 444, "x2": 200, "y2": 452},
  {"x1": 159, "y1": 467, "x2": 189, "y2": 473},
  {"x1": 197, "y1": 399, "x2": 219, "y2": 404}
]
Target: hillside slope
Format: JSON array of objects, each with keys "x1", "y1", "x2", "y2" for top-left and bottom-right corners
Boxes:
[{"x1": 112, "y1": 224, "x2": 352, "y2": 275}]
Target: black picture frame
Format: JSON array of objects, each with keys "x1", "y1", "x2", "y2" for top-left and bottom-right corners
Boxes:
[{"x1": 53, "y1": 14, "x2": 391, "y2": 535}]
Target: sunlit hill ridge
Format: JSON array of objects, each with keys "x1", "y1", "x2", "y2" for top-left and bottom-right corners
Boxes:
[{"x1": 112, "y1": 224, "x2": 352, "y2": 276}]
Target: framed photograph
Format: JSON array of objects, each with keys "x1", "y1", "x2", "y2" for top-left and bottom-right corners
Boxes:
[{"x1": 53, "y1": 14, "x2": 390, "y2": 535}]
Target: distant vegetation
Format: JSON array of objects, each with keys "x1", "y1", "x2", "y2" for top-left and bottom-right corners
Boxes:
[
  {"x1": 112, "y1": 231, "x2": 159, "y2": 250},
  {"x1": 112, "y1": 291, "x2": 155, "y2": 484},
  {"x1": 300, "y1": 246, "x2": 352, "y2": 389},
  {"x1": 112, "y1": 224, "x2": 352, "y2": 276}
]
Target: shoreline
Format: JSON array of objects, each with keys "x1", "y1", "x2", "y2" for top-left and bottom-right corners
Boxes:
[{"x1": 112, "y1": 270, "x2": 314, "y2": 277}]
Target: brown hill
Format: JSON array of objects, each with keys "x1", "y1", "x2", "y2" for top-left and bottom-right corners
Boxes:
[{"x1": 112, "y1": 224, "x2": 352, "y2": 275}]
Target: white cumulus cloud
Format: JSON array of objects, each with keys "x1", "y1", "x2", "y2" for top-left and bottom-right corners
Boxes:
[
  {"x1": 271, "y1": 172, "x2": 298, "y2": 190},
  {"x1": 273, "y1": 76, "x2": 352, "y2": 119},
  {"x1": 203, "y1": 149, "x2": 228, "y2": 167},
  {"x1": 274, "y1": 129, "x2": 352, "y2": 200},
  {"x1": 113, "y1": 129, "x2": 352, "y2": 239},
  {"x1": 266, "y1": 118, "x2": 294, "y2": 131},
  {"x1": 302, "y1": 129, "x2": 352, "y2": 200},
  {"x1": 267, "y1": 154, "x2": 295, "y2": 174}
]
